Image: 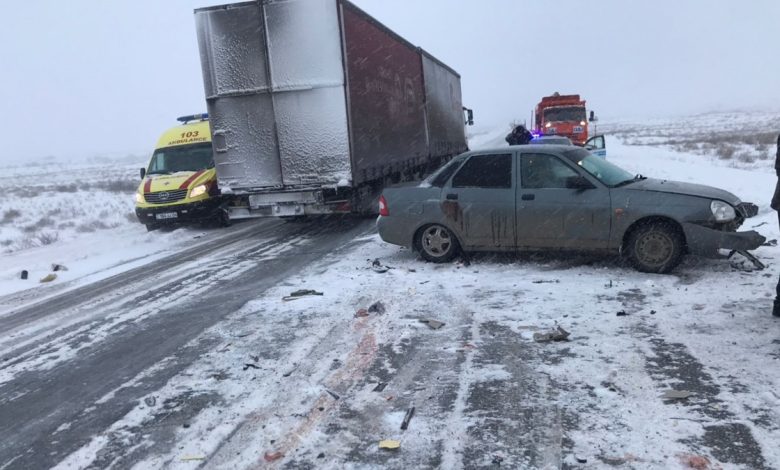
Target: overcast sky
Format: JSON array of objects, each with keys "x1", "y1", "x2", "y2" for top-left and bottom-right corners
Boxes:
[{"x1": 2, "y1": 0, "x2": 779, "y2": 161}]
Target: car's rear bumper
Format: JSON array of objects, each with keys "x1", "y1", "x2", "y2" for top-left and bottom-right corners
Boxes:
[
  {"x1": 376, "y1": 215, "x2": 416, "y2": 248},
  {"x1": 136, "y1": 197, "x2": 223, "y2": 225},
  {"x1": 683, "y1": 223, "x2": 766, "y2": 257}
]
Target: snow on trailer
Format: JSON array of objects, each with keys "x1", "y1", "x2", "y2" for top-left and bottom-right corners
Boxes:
[{"x1": 194, "y1": 0, "x2": 469, "y2": 218}]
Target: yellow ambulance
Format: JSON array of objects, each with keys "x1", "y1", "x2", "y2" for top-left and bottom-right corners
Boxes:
[{"x1": 135, "y1": 114, "x2": 227, "y2": 230}]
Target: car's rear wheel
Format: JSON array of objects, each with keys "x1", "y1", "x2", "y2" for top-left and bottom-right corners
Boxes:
[
  {"x1": 416, "y1": 224, "x2": 460, "y2": 263},
  {"x1": 626, "y1": 222, "x2": 684, "y2": 273}
]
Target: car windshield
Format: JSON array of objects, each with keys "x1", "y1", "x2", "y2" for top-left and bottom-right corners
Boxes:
[
  {"x1": 146, "y1": 143, "x2": 214, "y2": 175},
  {"x1": 543, "y1": 106, "x2": 586, "y2": 122},
  {"x1": 421, "y1": 154, "x2": 468, "y2": 187},
  {"x1": 563, "y1": 148, "x2": 637, "y2": 187}
]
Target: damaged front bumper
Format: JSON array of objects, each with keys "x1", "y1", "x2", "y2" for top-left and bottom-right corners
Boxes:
[{"x1": 682, "y1": 223, "x2": 766, "y2": 258}]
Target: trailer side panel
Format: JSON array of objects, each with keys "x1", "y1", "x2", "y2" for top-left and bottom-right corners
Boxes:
[
  {"x1": 341, "y1": 2, "x2": 429, "y2": 185},
  {"x1": 421, "y1": 51, "x2": 469, "y2": 158}
]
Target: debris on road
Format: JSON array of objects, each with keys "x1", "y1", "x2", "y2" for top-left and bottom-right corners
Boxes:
[
  {"x1": 326, "y1": 389, "x2": 340, "y2": 400},
  {"x1": 532, "y1": 279, "x2": 560, "y2": 284},
  {"x1": 368, "y1": 301, "x2": 386, "y2": 314},
  {"x1": 762, "y1": 239, "x2": 777, "y2": 247},
  {"x1": 492, "y1": 455, "x2": 504, "y2": 465},
  {"x1": 371, "y1": 259, "x2": 392, "y2": 273},
  {"x1": 20, "y1": 270, "x2": 28, "y2": 280},
  {"x1": 379, "y1": 439, "x2": 400, "y2": 450},
  {"x1": 616, "y1": 310, "x2": 628, "y2": 317},
  {"x1": 660, "y1": 389, "x2": 693, "y2": 400},
  {"x1": 51, "y1": 263, "x2": 68, "y2": 272},
  {"x1": 728, "y1": 250, "x2": 765, "y2": 271},
  {"x1": 355, "y1": 308, "x2": 369, "y2": 318},
  {"x1": 242, "y1": 363, "x2": 260, "y2": 371},
  {"x1": 282, "y1": 364, "x2": 298, "y2": 377},
  {"x1": 180, "y1": 456, "x2": 205, "y2": 462},
  {"x1": 39, "y1": 273, "x2": 57, "y2": 283},
  {"x1": 400, "y1": 406, "x2": 415, "y2": 430},
  {"x1": 533, "y1": 326, "x2": 570, "y2": 342},
  {"x1": 575, "y1": 455, "x2": 588, "y2": 463},
  {"x1": 373, "y1": 382, "x2": 387, "y2": 392},
  {"x1": 263, "y1": 451, "x2": 284, "y2": 462},
  {"x1": 217, "y1": 343, "x2": 232, "y2": 353},
  {"x1": 419, "y1": 319, "x2": 445, "y2": 330},
  {"x1": 282, "y1": 289, "x2": 323, "y2": 301},
  {"x1": 678, "y1": 454, "x2": 711, "y2": 469},
  {"x1": 144, "y1": 396, "x2": 157, "y2": 407}
]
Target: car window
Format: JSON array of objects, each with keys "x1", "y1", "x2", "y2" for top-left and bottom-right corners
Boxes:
[
  {"x1": 451, "y1": 154, "x2": 512, "y2": 189},
  {"x1": 521, "y1": 153, "x2": 579, "y2": 189},
  {"x1": 426, "y1": 155, "x2": 467, "y2": 187}
]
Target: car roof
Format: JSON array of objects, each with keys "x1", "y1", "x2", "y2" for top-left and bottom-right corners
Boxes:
[{"x1": 466, "y1": 144, "x2": 578, "y2": 155}]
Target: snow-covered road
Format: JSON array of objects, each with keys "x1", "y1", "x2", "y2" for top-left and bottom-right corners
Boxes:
[{"x1": 1, "y1": 132, "x2": 779, "y2": 469}]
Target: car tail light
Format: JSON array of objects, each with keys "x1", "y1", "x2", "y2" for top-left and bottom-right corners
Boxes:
[{"x1": 379, "y1": 195, "x2": 389, "y2": 216}]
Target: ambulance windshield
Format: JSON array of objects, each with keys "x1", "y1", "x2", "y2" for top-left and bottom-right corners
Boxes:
[{"x1": 147, "y1": 143, "x2": 214, "y2": 175}]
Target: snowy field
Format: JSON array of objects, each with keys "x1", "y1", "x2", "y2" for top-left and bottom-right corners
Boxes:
[
  {"x1": 3, "y1": 112, "x2": 780, "y2": 468},
  {"x1": 0, "y1": 157, "x2": 230, "y2": 302}
]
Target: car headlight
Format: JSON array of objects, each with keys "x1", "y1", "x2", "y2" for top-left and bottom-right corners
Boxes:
[
  {"x1": 135, "y1": 192, "x2": 145, "y2": 204},
  {"x1": 189, "y1": 184, "x2": 208, "y2": 198},
  {"x1": 711, "y1": 200, "x2": 736, "y2": 222}
]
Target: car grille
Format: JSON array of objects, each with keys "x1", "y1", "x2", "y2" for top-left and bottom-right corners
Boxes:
[{"x1": 145, "y1": 189, "x2": 187, "y2": 204}]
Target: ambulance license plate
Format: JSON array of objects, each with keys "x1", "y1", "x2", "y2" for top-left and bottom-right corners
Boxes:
[{"x1": 155, "y1": 212, "x2": 178, "y2": 220}]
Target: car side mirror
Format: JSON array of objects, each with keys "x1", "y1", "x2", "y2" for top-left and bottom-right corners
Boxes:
[
  {"x1": 140, "y1": 168, "x2": 146, "y2": 179},
  {"x1": 566, "y1": 175, "x2": 595, "y2": 190}
]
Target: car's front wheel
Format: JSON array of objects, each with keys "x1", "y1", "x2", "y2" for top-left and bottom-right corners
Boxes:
[
  {"x1": 625, "y1": 222, "x2": 684, "y2": 273},
  {"x1": 416, "y1": 224, "x2": 460, "y2": 263}
]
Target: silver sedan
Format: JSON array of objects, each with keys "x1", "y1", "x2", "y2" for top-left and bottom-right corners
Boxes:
[{"x1": 376, "y1": 145, "x2": 764, "y2": 273}]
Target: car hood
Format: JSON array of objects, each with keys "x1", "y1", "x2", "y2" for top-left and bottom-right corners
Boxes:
[{"x1": 624, "y1": 178, "x2": 741, "y2": 205}]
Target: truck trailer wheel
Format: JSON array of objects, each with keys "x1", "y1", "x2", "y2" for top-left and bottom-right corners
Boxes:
[
  {"x1": 416, "y1": 224, "x2": 460, "y2": 263},
  {"x1": 216, "y1": 208, "x2": 232, "y2": 227},
  {"x1": 625, "y1": 221, "x2": 684, "y2": 273}
]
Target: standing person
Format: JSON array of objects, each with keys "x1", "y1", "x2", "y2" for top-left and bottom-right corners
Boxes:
[
  {"x1": 772, "y1": 133, "x2": 780, "y2": 317},
  {"x1": 506, "y1": 124, "x2": 533, "y2": 146}
]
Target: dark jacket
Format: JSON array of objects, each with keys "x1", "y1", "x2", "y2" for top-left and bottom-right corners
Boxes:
[
  {"x1": 772, "y1": 134, "x2": 780, "y2": 210},
  {"x1": 506, "y1": 126, "x2": 533, "y2": 146},
  {"x1": 776, "y1": 134, "x2": 780, "y2": 176}
]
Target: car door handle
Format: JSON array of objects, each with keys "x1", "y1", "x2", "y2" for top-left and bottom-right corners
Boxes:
[
  {"x1": 446, "y1": 193, "x2": 458, "y2": 200},
  {"x1": 521, "y1": 194, "x2": 535, "y2": 201}
]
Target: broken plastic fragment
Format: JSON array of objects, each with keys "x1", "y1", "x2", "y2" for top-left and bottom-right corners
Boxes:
[
  {"x1": 263, "y1": 451, "x2": 284, "y2": 462},
  {"x1": 533, "y1": 326, "x2": 570, "y2": 342},
  {"x1": 660, "y1": 389, "x2": 693, "y2": 400},
  {"x1": 283, "y1": 289, "x2": 323, "y2": 301},
  {"x1": 419, "y1": 319, "x2": 445, "y2": 330},
  {"x1": 379, "y1": 439, "x2": 400, "y2": 450},
  {"x1": 40, "y1": 273, "x2": 57, "y2": 283}
]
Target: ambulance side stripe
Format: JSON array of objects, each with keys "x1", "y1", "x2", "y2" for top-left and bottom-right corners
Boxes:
[{"x1": 179, "y1": 170, "x2": 205, "y2": 190}]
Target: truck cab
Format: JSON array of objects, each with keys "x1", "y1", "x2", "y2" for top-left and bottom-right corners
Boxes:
[
  {"x1": 134, "y1": 114, "x2": 227, "y2": 230},
  {"x1": 534, "y1": 93, "x2": 590, "y2": 146}
]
